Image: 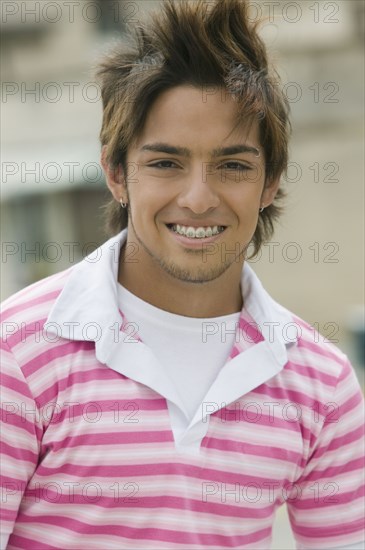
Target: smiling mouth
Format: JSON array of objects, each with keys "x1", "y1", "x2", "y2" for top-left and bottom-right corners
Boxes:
[{"x1": 166, "y1": 224, "x2": 227, "y2": 239}]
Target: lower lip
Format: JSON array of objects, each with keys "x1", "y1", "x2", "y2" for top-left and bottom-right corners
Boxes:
[{"x1": 166, "y1": 225, "x2": 227, "y2": 248}]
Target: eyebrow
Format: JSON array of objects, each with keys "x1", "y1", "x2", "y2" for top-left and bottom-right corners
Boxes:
[
  {"x1": 140, "y1": 143, "x2": 191, "y2": 157},
  {"x1": 140, "y1": 143, "x2": 260, "y2": 158},
  {"x1": 211, "y1": 145, "x2": 260, "y2": 157}
]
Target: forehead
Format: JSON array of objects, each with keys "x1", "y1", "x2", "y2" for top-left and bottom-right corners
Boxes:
[{"x1": 134, "y1": 85, "x2": 261, "y2": 152}]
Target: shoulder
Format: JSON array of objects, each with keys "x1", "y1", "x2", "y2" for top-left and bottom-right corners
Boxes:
[
  {"x1": 0, "y1": 265, "x2": 98, "y2": 414},
  {"x1": 288, "y1": 312, "x2": 349, "y2": 374},
  {"x1": 0, "y1": 267, "x2": 76, "y2": 354},
  {"x1": 1, "y1": 267, "x2": 74, "y2": 326},
  {"x1": 277, "y1": 305, "x2": 360, "y2": 403},
  {"x1": 244, "y1": 263, "x2": 356, "y2": 393}
]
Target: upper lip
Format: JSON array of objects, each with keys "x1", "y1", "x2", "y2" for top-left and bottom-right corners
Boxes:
[{"x1": 166, "y1": 221, "x2": 227, "y2": 227}]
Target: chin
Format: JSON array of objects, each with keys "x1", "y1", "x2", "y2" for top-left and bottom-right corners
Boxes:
[{"x1": 159, "y1": 259, "x2": 230, "y2": 284}]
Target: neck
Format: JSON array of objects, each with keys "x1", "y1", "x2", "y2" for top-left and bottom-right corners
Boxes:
[{"x1": 118, "y1": 246, "x2": 244, "y2": 318}]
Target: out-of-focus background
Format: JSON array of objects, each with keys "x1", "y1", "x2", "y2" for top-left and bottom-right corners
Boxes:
[{"x1": 1, "y1": 1, "x2": 364, "y2": 548}]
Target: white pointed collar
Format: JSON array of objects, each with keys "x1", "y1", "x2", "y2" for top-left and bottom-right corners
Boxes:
[{"x1": 45, "y1": 229, "x2": 297, "y2": 430}]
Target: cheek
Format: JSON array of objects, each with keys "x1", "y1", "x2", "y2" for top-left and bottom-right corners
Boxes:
[
  {"x1": 228, "y1": 185, "x2": 263, "y2": 215},
  {"x1": 128, "y1": 183, "x2": 168, "y2": 227}
]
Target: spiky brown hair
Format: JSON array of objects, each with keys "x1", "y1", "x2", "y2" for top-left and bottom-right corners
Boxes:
[{"x1": 96, "y1": 0, "x2": 291, "y2": 257}]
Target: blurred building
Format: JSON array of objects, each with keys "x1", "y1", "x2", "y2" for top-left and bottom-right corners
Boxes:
[
  {"x1": 1, "y1": 0, "x2": 364, "y2": 364},
  {"x1": 1, "y1": 0, "x2": 155, "y2": 294}
]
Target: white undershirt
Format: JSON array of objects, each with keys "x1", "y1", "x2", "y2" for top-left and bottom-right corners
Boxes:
[{"x1": 117, "y1": 282, "x2": 240, "y2": 426}]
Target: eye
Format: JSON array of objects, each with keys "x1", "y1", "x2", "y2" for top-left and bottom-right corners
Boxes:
[
  {"x1": 221, "y1": 162, "x2": 251, "y2": 171},
  {"x1": 149, "y1": 160, "x2": 178, "y2": 169}
]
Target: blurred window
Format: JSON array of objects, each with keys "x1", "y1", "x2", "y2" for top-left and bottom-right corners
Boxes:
[{"x1": 97, "y1": 0, "x2": 127, "y2": 35}]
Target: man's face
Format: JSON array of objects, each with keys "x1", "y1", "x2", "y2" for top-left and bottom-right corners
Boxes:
[{"x1": 121, "y1": 85, "x2": 277, "y2": 284}]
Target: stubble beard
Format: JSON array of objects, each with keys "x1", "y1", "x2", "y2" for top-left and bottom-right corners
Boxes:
[{"x1": 128, "y1": 214, "x2": 245, "y2": 285}]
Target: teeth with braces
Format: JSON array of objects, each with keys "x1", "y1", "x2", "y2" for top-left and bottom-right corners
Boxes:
[{"x1": 169, "y1": 224, "x2": 226, "y2": 239}]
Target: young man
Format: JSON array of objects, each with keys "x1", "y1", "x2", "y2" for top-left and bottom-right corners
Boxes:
[{"x1": 1, "y1": 1, "x2": 364, "y2": 549}]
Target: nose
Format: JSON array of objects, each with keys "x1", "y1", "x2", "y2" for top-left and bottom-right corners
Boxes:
[{"x1": 176, "y1": 165, "x2": 220, "y2": 213}]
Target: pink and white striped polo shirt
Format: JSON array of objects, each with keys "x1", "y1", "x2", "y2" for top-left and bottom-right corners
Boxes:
[{"x1": 1, "y1": 229, "x2": 364, "y2": 549}]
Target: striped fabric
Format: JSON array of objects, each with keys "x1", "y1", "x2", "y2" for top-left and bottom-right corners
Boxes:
[{"x1": 1, "y1": 231, "x2": 364, "y2": 549}]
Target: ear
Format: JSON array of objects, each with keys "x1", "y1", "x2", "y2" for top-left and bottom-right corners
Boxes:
[
  {"x1": 100, "y1": 146, "x2": 127, "y2": 204},
  {"x1": 260, "y1": 176, "x2": 281, "y2": 208}
]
